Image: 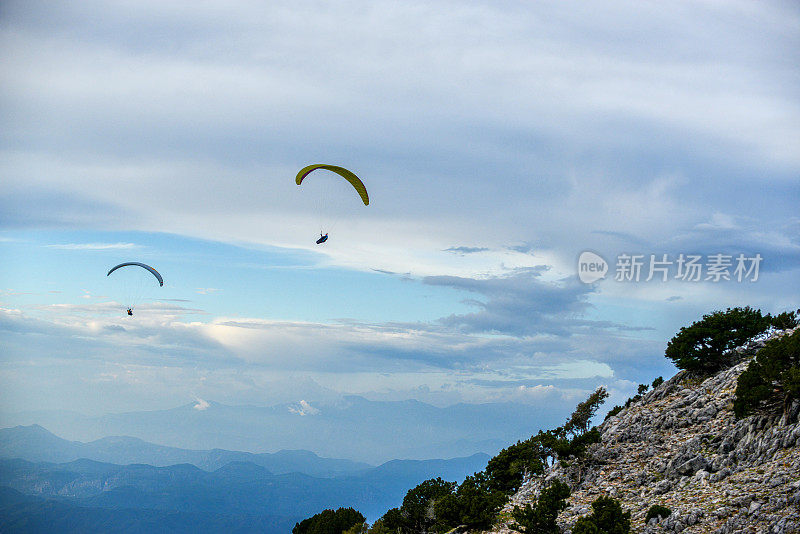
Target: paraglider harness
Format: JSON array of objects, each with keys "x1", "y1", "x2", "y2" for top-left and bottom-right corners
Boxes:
[
  {"x1": 127, "y1": 308, "x2": 133, "y2": 316},
  {"x1": 316, "y1": 233, "x2": 329, "y2": 244}
]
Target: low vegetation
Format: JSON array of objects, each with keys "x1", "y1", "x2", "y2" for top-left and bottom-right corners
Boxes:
[
  {"x1": 734, "y1": 329, "x2": 800, "y2": 418},
  {"x1": 651, "y1": 376, "x2": 664, "y2": 388},
  {"x1": 665, "y1": 307, "x2": 797, "y2": 374},
  {"x1": 665, "y1": 306, "x2": 772, "y2": 373},
  {"x1": 433, "y1": 472, "x2": 506, "y2": 531},
  {"x1": 509, "y1": 479, "x2": 570, "y2": 533},
  {"x1": 572, "y1": 496, "x2": 631, "y2": 534},
  {"x1": 645, "y1": 504, "x2": 671, "y2": 523},
  {"x1": 772, "y1": 309, "x2": 800, "y2": 330},
  {"x1": 485, "y1": 438, "x2": 547, "y2": 494},
  {"x1": 293, "y1": 507, "x2": 366, "y2": 534}
]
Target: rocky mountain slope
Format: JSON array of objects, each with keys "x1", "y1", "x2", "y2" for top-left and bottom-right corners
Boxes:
[{"x1": 496, "y1": 328, "x2": 800, "y2": 533}]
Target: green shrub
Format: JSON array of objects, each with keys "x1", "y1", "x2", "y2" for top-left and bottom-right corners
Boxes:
[
  {"x1": 556, "y1": 428, "x2": 601, "y2": 459},
  {"x1": 375, "y1": 509, "x2": 404, "y2": 533},
  {"x1": 734, "y1": 330, "x2": 800, "y2": 418},
  {"x1": 381, "y1": 473, "x2": 506, "y2": 534},
  {"x1": 645, "y1": 505, "x2": 671, "y2": 523},
  {"x1": 604, "y1": 405, "x2": 623, "y2": 421},
  {"x1": 486, "y1": 438, "x2": 546, "y2": 493},
  {"x1": 510, "y1": 479, "x2": 570, "y2": 533},
  {"x1": 564, "y1": 387, "x2": 609, "y2": 438},
  {"x1": 433, "y1": 471, "x2": 506, "y2": 532},
  {"x1": 375, "y1": 478, "x2": 457, "y2": 534},
  {"x1": 651, "y1": 376, "x2": 664, "y2": 388},
  {"x1": 401, "y1": 478, "x2": 456, "y2": 533},
  {"x1": 572, "y1": 496, "x2": 631, "y2": 534},
  {"x1": 293, "y1": 508, "x2": 366, "y2": 534},
  {"x1": 771, "y1": 309, "x2": 800, "y2": 330},
  {"x1": 665, "y1": 307, "x2": 771, "y2": 373},
  {"x1": 486, "y1": 387, "x2": 608, "y2": 496},
  {"x1": 366, "y1": 519, "x2": 392, "y2": 534},
  {"x1": 343, "y1": 523, "x2": 367, "y2": 534}
]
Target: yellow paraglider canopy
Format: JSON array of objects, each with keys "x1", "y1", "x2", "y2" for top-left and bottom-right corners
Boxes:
[{"x1": 295, "y1": 164, "x2": 369, "y2": 206}]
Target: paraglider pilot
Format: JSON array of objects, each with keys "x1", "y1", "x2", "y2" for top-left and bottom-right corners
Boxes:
[
  {"x1": 316, "y1": 233, "x2": 329, "y2": 244},
  {"x1": 127, "y1": 308, "x2": 133, "y2": 316}
]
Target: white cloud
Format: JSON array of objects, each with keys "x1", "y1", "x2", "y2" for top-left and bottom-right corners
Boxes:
[
  {"x1": 1, "y1": 0, "x2": 797, "y2": 419},
  {"x1": 288, "y1": 399, "x2": 320, "y2": 416},
  {"x1": 193, "y1": 398, "x2": 210, "y2": 410},
  {"x1": 46, "y1": 242, "x2": 140, "y2": 250},
  {"x1": 693, "y1": 212, "x2": 740, "y2": 231},
  {"x1": 0, "y1": 296, "x2": 666, "y2": 414},
  {"x1": 1, "y1": 0, "x2": 796, "y2": 284}
]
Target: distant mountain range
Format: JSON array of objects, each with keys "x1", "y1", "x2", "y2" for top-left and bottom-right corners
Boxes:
[
  {"x1": 0, "y1": 424, "x2": 370, "y2": 477},
  {"x1": 0, "y1": 425, "x2": 491, "y2": 526},
  {"x1": 0, "y1": 396, "x2": 564, "y2": 463}
]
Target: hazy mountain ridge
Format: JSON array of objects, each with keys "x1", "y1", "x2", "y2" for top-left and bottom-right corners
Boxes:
[
  {"x1": 495, "y1": 328, "x2": 800, "y2": 534},
  {"x1": 0, "y1": 431, "x2": 490, "y2": 523},
  {"x1": 0, "y1": 396, "x2": 564, "y2": 464},
  {"x1": 0, "y1": 424, "x2": 370, "y2": 477}
]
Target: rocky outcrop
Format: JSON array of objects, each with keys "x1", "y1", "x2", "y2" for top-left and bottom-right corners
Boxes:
[{"x1": 493, "y1": 328, "x2": 800, "y2": 534}]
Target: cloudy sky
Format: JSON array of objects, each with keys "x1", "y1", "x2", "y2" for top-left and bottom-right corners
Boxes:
[{"x1": 1, "y1": 1, "x2": 798, "y2": 422}]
